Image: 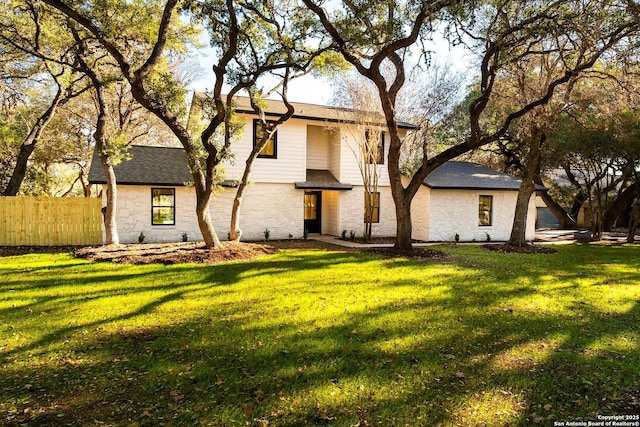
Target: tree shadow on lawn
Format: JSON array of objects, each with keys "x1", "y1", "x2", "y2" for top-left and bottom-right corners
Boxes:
[{"x1": 1, "y1": 246, "x2": 639, "y2": 426}]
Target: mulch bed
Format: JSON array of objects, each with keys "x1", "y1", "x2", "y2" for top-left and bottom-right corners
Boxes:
[
  {"x1": 74, "y1": 241, "x2": 279, "y2": 265},
  {"x1": 2, "y1": 239, "x2": 553, "y2": 265}
]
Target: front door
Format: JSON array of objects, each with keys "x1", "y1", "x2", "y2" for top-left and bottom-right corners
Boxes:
[{"x1": 304, "y1": 191, "x2": 322, "y2": 234}]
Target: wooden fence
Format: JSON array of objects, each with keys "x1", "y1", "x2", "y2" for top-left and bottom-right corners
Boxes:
[{"x1": 0, "y1": 196, "x2": 102, "y2": 246}]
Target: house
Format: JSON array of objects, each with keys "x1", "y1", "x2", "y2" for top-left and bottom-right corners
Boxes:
[
  {"x1": 88, "y1": 96, "x2": 538, "y2": 244},
  {"x1": 411, "y1": 161, "x2": 538, "y2": 242}
]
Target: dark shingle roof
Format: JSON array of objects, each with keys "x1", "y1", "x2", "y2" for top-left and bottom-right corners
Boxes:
[
  {"x1": 88, "y1": 145, "x2": 241, "y2": 187},
  {"x1": 88, "y1": 146, "x2": 193, "y2": 186},
  {"x1": 294, "y1": 169, "x2": 353, "y2": 190},
  {"x1": 424, "y1": 161, "x2": 529, "y2": 190}
]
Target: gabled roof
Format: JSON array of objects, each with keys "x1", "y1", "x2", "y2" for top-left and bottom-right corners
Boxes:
[
  {"x1": 295, "y1": 169, "x2": 352, "y2": 190},
  {"x1": 424, "y1": 161, "x2": 543, "y2": 190},
  {"x1": 193, "y1": 93, "x2": 419, "y2": 130}
]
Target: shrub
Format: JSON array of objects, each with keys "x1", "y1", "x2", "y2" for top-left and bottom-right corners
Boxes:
[
  {"x1": 181, "y1": 233, "x2": 188, "y2": 242},
  {"x1": 138, "y1": 231, "x2": 145, "y2": 243},
  {"x1": 485, "y1": 232, "x2": 491, "y2": 242},
  {"x1": 264, "y1": 228, "x2": 270, "y2": 241},
  {"x1": 349, "y1": 230, "x2": 356, "y2": 241},
  {"x1": 454, "y1": 233, "x2": 460, "y2": 243},
  {"x1": 341, "y1": 229, "x2": 347, "y2": 239}
]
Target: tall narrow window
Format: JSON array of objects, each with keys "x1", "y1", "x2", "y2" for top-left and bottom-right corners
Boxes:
[
  {"x1": 365, "y1": 129, "x2": 384, "y2": 164},
  {"x1": 479, "y1": 195, "x2": 493, "y2": 226},
  {"x1": 254, "y1": 119, "x2": 277, "y2": 158},
  {"x1": 364, "y1": 192, "x2": 380, "y2": 223},
  {"x1": 152, "y1": 188, "x2": 175, "y2": 225}
]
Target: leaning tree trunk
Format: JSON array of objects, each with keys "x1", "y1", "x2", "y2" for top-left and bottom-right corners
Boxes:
[
  {"x1": 537, "y1": 188, "x2": 577, "y2": 228},
  {"x1": 509, "y1": 130, "x2": 543, "y2": 247},
  {"x1": 2, "y1": 87, "x2": 63, "y2": 196},
  {"x1": 603, "y1": 182, "x2": 640, "y2": 231},
  {"x1": 3, "y1": 143, "x2": 38, "y2": 196},
  {"x1": 509, "y1": 177, "x2": 537, "y2": 246}
]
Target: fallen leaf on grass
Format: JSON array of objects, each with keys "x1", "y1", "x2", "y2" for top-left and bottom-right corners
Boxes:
[{"x1": 532, "y1": 415, "x2": 545, "y2": 423}]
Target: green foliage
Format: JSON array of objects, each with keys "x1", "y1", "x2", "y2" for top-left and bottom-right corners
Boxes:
[
  {"x1": 182, "y1": 232, "x2": 188, "y2": 242},
  {"x1": 138, "y1": 231, "x2": 145, "y2": 243},
  {"x1": 264, "y1": 228, "x2": 270, "y2": 241}
]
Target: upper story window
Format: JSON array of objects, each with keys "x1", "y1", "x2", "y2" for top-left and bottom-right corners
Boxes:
[
  {"x1": 254, "y1": 119, "x2": 277, "y2": 159},
  {"x1": 152, "y1": 188, "x2": 175, "y2": 225},
  {"x1": 365, "y1": 129, "x2": 384, "y2": 165},
  {"x1": 479, "y1": 195, "x2": 493, "y2": 226}
]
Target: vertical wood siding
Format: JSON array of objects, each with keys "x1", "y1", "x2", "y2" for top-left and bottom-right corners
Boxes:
[{"x1": 0, "y1": 196, "x2": 102, "y2": 246}]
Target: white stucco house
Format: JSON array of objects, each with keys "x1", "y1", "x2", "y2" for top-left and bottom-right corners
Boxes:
[{"x1": 88, "y1": 96, "x2": 538, "y2": 244}]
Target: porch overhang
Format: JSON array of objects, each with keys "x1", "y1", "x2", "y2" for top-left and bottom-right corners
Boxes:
[{"x1": 294, "y1": 169, "x2": 353, "y2": 191}]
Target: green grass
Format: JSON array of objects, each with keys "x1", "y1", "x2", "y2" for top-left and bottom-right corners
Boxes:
[{"x1": 1, "y1": 244, "x2": 639, "y2": 426}]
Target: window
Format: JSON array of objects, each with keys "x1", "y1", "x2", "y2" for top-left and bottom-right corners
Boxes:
[
  {"x1": 479, "y1": 195, "x2": 492, "y2": 226},
  {"x1": 254, "y1": 119, "x2": 277, "y2": 158},
  {"x1": 152, "y1": 188, "x2": 175, "y2": 225},
  {"x1": 365, "y1": 129, "x2": 384, "y2": 164},
  {"x1": 364, "y1": 192, "x2": 380, "y2": 223}
]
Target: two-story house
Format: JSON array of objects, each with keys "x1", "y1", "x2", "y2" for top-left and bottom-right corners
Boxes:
[{"x1": 88, "y1": 95, "x2": 537, "y2": 244}]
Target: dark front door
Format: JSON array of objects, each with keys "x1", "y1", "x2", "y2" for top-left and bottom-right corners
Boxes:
[{"x1": 304, "y1": 191, "x2": 322, "y2": 234}]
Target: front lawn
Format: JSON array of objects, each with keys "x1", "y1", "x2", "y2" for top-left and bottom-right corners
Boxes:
[{"x1": 1, "y1": 244, "x2": 639, "y2": 426}]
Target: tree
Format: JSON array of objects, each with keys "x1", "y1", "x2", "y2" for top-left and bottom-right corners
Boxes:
[
  {"x1": 226, "y1": 0, "x2": 339, "y2": 242},
  {"x1": 43, "y1": 0, "x2": 328, "y2": 248},
  {"x1": 0, "y1": 1, "x2": 89, "y2": 195},
  {"x1": 332, "y1": 72, "x2": 387, "y2": 239},
  {"x1": 303, "y1": 0, "x2": 639, "y2": 249}
]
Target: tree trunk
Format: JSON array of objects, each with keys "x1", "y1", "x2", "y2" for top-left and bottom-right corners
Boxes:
[
  {"x1": 196, "y1": 187, "x2": 222, "y2": 248},
  {"x1": 603, "y1": 182, "x2": 640, "y2": 231},
  {"x1": 3, "y1": 143, "x2": 38, "y2": 196},
  {"x1": 509, "y1": 178, "x2": 536, "y2": 246},
  {"x1": 394, "y1": 194, "x2": 413, "y2": 249},
  {"x1": 537, "y1": 188, "x2": 577, "y2": 228},
  {"x1": 509, "y1": 130, "x2": 543, "y2": 247},
  {"x1": 2, "y1": 86, "x2": 64, "y2": 196},
  {"x1": 100, "y1": 153, "x2": 119, "y2": 245}
]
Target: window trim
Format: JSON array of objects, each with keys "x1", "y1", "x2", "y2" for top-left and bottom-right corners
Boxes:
[
  {"x1": 365, "y1": 129, "x2": 385, "y2": 165},
  {"x1": 364, "y1": 191, "x2": 381, "y2": 223},
  {"x1": 479, "y1": 195, "x2": 493, "y2": 227},
  {"x1": 254, "y1": 119, "x2": 278, "y2": 159},
  {"x1": 151, "y1": 188, "x2": 176, "y2": 226}
]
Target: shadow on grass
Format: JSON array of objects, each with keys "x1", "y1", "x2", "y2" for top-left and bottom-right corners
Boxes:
[{"x1": 1, "y1": 245, "x2": 639, "y2": 426}]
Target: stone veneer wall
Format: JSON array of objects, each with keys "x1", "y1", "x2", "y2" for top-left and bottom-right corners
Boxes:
[
  {"x1": 427, "y1": 189, "x2": 536, "y2": 242},
  {"x1": 111, "y1": 183, "x2": 303, "y2": 243}
]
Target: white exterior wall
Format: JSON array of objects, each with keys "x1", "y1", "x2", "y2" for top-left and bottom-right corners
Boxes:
[
  {"x1": 222, "y1": 115, "x2": 307, "y2": 183},
  {"x1": 407, "y1": 178, "x2": 431, "y2": 242},
  {"x1": 337, "y1": 185, "x2": 397, "y2": 237},
  {"x1": 338, "y1": 125, "x2": 391, "y2": 187},
  {"x1": 307, "y1": 125, "x2": 330, "y2": 170},
  {"x1": 111, "y1": 185, "x2": 201, "y2": 244},
  {"x1": 427, "y1": 189, "x2": 536, "y2": 242},
  {"x1": 110, "y1": 183, "x2": 304, "y2": 243}
]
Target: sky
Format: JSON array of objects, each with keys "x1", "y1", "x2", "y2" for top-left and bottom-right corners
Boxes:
[{"x1": 187, "y1": 34, "x2": 473, "y2": 106}]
